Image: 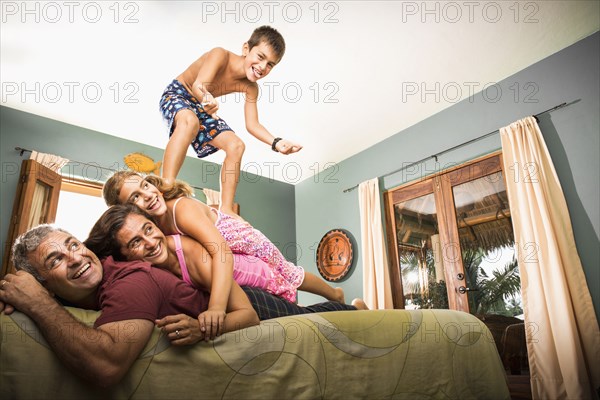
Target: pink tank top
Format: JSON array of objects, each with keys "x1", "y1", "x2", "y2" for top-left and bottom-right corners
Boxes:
[
  {"x1": 172, "y1": 234, "x2": 196, "y2": 288},
  {"x1": 171, "y1": 234, "x2": 271, "y2": 290},
  {"x1": 170, "y1": 197, "x2": 272, "y2": 290}
]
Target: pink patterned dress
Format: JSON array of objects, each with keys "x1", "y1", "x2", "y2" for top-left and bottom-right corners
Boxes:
[{"x1": 172, "y1": 198, "x2": 304, "y2": 302}]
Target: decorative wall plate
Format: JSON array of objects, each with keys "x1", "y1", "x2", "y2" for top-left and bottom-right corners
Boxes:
[{"x1": 316, "y1": 229, "x2": 354, "y2": 282}]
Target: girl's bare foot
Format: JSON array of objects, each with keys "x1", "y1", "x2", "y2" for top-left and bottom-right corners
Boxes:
[{"x1": 351, "y1": 298, "x2": 369, "y2": 310}]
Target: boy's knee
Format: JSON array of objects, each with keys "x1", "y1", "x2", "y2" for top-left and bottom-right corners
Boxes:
[
  {"x1": 225, "y1": 136, "x2": 245, "y2": 157},
  {"x1": 174, "y1": 111, "x2": 199, "y2": 133}
]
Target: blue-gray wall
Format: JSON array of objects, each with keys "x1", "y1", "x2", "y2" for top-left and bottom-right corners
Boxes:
[
  {"x1": 296, "y1": 32, "x2": 600, "y2": 322},
  {"x1": 0, "y1": 106, "x2": 297, "y2": 263},
  {"x1": 2, "y1": 34, "x2": 598, "y2": 319}
]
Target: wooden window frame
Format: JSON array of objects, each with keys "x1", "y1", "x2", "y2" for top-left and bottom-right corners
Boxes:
[
  {"x1": 61, "y1": 176, "x2": 104, "y2": 197},
  {"x1": 2, "y1": 160, "x2": 62, "y2": 277}
]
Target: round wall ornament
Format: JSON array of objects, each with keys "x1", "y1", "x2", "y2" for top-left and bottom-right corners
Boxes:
[{"x1": 316, "y1": 229, "x2": 354, "y2": 282}]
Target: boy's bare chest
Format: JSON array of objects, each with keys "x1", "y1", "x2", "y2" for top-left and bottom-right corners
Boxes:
[
  {"x1": 209, "y1": 76, "x2": 252, "y2": 98},
  {"x1": 178, "y1": 73, "x2": 250, "y2": 98}
]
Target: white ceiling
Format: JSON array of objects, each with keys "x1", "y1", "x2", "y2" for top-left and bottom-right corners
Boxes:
[{"x1": 2, "y1": 1, "x2": 598, "y2": 183}]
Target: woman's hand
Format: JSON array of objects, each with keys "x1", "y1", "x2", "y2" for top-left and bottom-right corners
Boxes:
[{"x1": 155, "y1": 314, "x2": 206, "y2": 345}]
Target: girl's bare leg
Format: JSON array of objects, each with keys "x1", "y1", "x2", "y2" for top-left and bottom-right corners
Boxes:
[{"x1": 298, "y1": 272, "x2": 345, "y2": 303}]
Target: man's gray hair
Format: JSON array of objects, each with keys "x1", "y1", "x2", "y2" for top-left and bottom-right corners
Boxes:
[{"x1": 11, "y1": 224, "x2": 70, "y2": 283}]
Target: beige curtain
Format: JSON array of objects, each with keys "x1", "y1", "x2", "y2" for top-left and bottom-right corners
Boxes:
[
  {"x1": 500, "y1": 116, "x2": 600, "y2": 399},
  {"x1": 203, "y1": 188, "x2": 220, "y2": 206},
  {"x1": 30, "y1": 151, "x2": 69, "y2": 172},
  {"x1": 358, "y1": 178, "x2": 394, "y2": 310},
  {"x1": 28, "y1": 183, "x2": 49, "y2": 227}
]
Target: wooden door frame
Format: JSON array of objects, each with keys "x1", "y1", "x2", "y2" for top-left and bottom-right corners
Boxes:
[{"x1": 384, "y1": 152, "x2": 504, "y2": 311}]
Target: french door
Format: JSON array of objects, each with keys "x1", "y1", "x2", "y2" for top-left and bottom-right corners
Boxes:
[{"x1": 384, "y1": 153, "x2": 521, "y2": 318}]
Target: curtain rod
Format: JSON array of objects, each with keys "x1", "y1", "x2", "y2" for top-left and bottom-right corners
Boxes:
[
  {"x1": 14, "y1": 147, "x2": 207, "y2": 192},
  {"x1": 342, "y1": 100, "x2": 576, "y2": 193},
  {"x1": 16, "y1": 147, "x2": 121, "y2": 174}
]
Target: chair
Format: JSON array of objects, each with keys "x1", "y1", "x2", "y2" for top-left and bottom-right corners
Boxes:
[{"x1": 501, "y1": 322, "x2": 528, "y2": 375}]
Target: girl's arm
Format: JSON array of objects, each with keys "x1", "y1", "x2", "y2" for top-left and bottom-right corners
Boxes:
[
  {"x1": 244, "y1": 83, "x2": 302, "y2": 154},
  {"x1": 172, "y1": 197, "x2": 234, "y2": 339},
  {"x1": 221, "y1": 281, "x2": 260, "y2": 333},
  {"x1": 156, "y1": 282, "x2": 259, "y2": 345}
]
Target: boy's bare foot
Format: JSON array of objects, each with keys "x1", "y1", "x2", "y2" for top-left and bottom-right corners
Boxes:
[
  {"x1": 162, "y1": 178, "x2": 175, "y2": 191},
  {"x1": 351, "y1": 298, "x2": 369, "y2": 310},
  {"x1": 333, "y1": 287, "x2": 345, "y2": 303}
]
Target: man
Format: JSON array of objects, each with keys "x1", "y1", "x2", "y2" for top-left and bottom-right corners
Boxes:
[{"x1": 0, "y1": 225, "x2": 357, "y2": 387}]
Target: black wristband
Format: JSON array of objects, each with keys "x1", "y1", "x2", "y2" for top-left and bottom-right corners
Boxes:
[{"x1": 272, "y1": 137, "x2": 283, "y2": 152}]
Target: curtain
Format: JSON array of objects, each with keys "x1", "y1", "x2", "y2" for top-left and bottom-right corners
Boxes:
[
  {"x1": 358, "y1": 178, "x2": 394, "y2": 310},
  {"x1": 28, "y1": 183, "x2": 49, "y2": 227},
  {"x1": 30, "y1": 151, "x2": 69, "y2": 172},
  {"x1": 500, "y1": 116, "x2": 600, "y2": 399},
  {"x1": 203, "y1": 188, "x2": 220, "y2": 206}
]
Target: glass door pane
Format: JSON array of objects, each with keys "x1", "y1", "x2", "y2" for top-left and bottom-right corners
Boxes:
[
  {"x1": 451, "y1": 171, "x2": 528, "y2": 375},
  {"x1": 394, "y1": 192, "x2": 449, "y2": 310},
  {"x1": 451, "y1": 171, "x2": 521, "y2": 317}
]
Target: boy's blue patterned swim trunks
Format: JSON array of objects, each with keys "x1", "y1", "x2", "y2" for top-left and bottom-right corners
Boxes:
[{"x1": 159, "y1": 79, "x2": 233, "y2": 158}]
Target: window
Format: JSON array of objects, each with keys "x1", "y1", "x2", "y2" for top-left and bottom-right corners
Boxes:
[{"x1": 54, "y1": 178, "x2": 107, "y2": 243}]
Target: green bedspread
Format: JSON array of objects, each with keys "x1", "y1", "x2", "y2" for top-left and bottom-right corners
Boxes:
[{"x1": 0, "y1": 308, "x2": 510, "y2": 399}]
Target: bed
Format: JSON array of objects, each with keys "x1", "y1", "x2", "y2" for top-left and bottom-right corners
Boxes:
[{"x1": 0, "y1": 307, "x2": 510, "y2": 399}]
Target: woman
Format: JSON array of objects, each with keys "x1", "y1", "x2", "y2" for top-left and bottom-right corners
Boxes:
[
  {"x1": 85, "y1": 203, "x2": 268, "y2": 341},
  {"x1": 103, "y1": 171, "x2": 345, "y2": 305}
]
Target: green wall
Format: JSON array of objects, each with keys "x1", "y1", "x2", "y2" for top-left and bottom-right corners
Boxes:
[
  {"x1": 0, "y1": 106, "x2": 297, "y2": 264},
  {"x1": 295, "y1": 32, "x2": 600, "y2": 322}
]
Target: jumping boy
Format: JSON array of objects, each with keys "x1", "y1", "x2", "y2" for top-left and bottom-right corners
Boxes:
[{"x1": 159, "y1": 25, "x2": 302, "y2": 217}]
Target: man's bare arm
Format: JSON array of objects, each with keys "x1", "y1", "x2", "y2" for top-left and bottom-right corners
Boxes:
[{"x1": 0, "y1": 272, "x2": 153, "y2": 387}]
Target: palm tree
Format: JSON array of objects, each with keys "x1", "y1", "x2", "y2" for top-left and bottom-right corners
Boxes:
[
  {"x1": 476, "y1": 257, "x2": 521, "y2": 316},
  {"x1": 462, "y1": 248, "x2": 521, "y2": 316},
  {"x1": 400, "y1": 246, "x2": 521, "y2": 315},
  {"x1": 400, "y1": 248, "x2": 448, "y2": 309}
]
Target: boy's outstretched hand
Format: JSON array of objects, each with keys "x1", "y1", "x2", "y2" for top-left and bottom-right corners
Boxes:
[{"x1": 275, "y1": 138, "x2": 303, "y2": 154}]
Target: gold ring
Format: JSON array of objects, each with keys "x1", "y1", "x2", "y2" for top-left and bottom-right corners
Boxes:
[
  {"x1": 1, "y1": 280, "x2": 6, "y2": 287},
  {"x1": 175, "y1": 330, "x2": 180, "y2": 337}
]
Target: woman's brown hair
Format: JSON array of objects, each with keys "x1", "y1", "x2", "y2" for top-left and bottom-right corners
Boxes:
[{"x1": 84, "y1": 203, "x2": 153, "y2": 261}]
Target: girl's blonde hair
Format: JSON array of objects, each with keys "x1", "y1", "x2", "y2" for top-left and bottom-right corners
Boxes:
[
  {"x1": 103, "y1": 170, "x2": 194, "y2": 206},
  {"x1": 145, "y1": 175, "x2": 194, "y2": 201}
]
